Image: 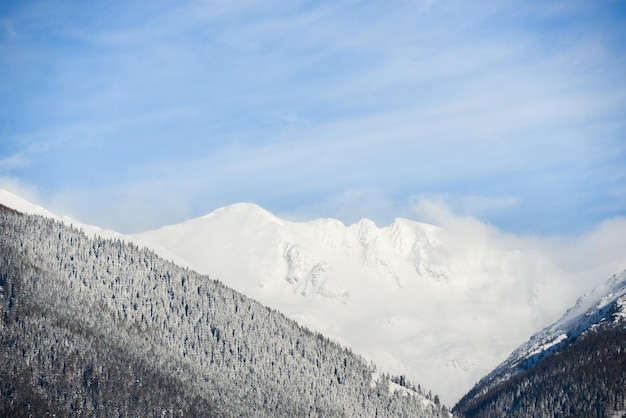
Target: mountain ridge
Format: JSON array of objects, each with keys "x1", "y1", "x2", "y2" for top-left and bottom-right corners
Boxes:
[
  {"x1": 132, "y1": 200, "x2": 575, "y2": 404},
  {"x1": 1, "y1": 189, "x2": 621, "y2": 405}
]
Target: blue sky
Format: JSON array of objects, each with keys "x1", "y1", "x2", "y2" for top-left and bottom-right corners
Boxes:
[{"x1": 1, "y1": 0, "x2": 625, "y2": 234}]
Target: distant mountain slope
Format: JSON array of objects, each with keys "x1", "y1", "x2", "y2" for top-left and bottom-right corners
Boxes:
[
  {"x1": 0, "y1": 189, "x2": 190, "y2": 268},
  {"x1": 0, "y1": 189, "x2": 59, "y2": 218},
  {"x1": 0, "y1": 204, "x2": 450, "y2": 417},
  {"x1": 134, "y1": 203, "x2": 580, "y2": 404},
  {"x1": 453, "y1": 271, "x2": 626, "y2": 417}
]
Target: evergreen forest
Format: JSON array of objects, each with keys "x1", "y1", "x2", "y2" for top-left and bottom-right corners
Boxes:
[
  {"x1": 454, "y1": 314, "x2": 626, "y2": 417},
  {"x1": 0, "y1": 204, "x2": 450, "y2": 417}
]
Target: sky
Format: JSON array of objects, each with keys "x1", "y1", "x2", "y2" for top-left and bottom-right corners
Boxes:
[{"x1": 1, "y1": 0, "x2": 625, "y2": 235}]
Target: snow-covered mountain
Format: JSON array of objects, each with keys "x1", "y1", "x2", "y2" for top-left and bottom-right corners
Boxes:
[
  {"x1": 454, "y1": 271, "x2": 626, "y2": 417},
  {"x1": 2, "y1": 189, "x2": 621, "y2": 405},
  {"x1": 133, "y1": 202, "x2": 582, "y2": 405}
]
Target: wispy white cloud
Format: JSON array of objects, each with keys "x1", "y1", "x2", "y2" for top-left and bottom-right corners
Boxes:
[
  {"x1": 410, "y1": 198, "x2": 626, "y2": 304},
  {"x1": 0, "y1": 153, "x2": 29, "y2": 171}
]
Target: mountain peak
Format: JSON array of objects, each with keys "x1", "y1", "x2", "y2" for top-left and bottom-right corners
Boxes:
[
  {"x1": 210, "y1": 202, "x2": 271, "y2": 215},
  {"x1": 355, "y1": 218, "x2": 378, "y2": 228},
  {"x1": 202, "y1": 202, "x2": 285, "y2": 225}
]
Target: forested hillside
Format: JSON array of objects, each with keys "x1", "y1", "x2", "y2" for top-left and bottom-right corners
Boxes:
[
  {"x1": 0, "y1": 204, "x2": 450, "y2": 417},
  {"x1": 454, "y1": 325, "x2": 626, "y2": 417},
  {"x1": 453, "y1": 273, "x2": 626, "y2": 418}
]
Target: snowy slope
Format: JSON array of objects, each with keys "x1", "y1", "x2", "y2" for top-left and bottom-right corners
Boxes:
[
  {"x1": 134, "y1": 203, "x2": 581, "y2": 405},
  {"x1": 0, "y1": 189, "x2": 189, "y2": 269},
  {"x1": 474, "y1": 270, "x2": 626, "y2": 392},
  {"x1": 0, "y1": 189, "x2": 62, "y2": 220},
  {"x1": 453, "y1": 270, "x2": 626, "y2": 416}
]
